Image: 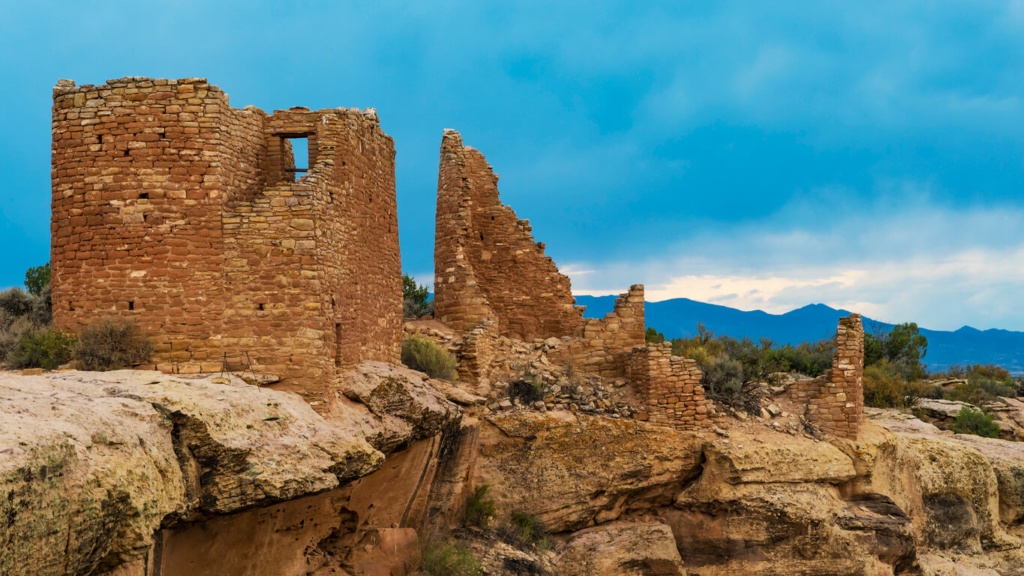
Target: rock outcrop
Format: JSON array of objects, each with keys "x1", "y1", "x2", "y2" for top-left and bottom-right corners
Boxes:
[
  {"x1": 556, "y1": 522, "x2": 686, "y2": 576},
  {"x1": 474, "y1": 410, "x2": 704, "y2": 532},
  {"x1": 336, "y1": 361, "x2": 463, "y2": 453},
  {"x1": 0, "y1": 366, "x2": 459, "y2": 576}
]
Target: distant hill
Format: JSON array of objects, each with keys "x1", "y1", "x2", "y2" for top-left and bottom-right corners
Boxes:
[{"x1": 574, "y1": 295, "x2": 1024, "y2": 375}]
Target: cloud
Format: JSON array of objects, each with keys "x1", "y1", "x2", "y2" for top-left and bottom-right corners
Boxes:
[{"x1": 567, "y1": 196, "x2": 1024, "y2": 332}]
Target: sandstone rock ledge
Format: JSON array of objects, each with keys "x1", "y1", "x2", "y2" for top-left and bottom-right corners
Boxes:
[{"x1": 0, "y1": 367, "x2": 457, "y2": 576}]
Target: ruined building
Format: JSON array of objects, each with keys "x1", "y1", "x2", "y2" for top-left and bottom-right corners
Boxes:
[
  {"x1": 431, "y1": 130, "x2": 865, "y2": 438},
  {"x1": 433, "y1": 130, "x2": 646, "y2": 377},
  {"x1": 433, "y1": 129, "x2": 586, "y2": 340},
  {"x1": 50, "y1": 77, "x2": 402, "y2": 402},
  {"x1": 792, "y1": 314, "x2": 866, "y2": 438}
]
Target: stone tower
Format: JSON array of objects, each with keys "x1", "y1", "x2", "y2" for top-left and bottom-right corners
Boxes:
[{"x1": 50, "y1": 77, "x2": 402, "y2": 403}]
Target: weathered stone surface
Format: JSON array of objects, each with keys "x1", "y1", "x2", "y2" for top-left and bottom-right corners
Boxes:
[
  {"x1": 669, "y1": 428, "x2": 916, "y2": 575},
  {"x1": 158, "y1": 436, "x2": 446, "y2": 576},
  {"x1": 338, "y1": 361, "x2": 462, "y2": 453},
  {"x1": 475, "y1": 410, "x2": 704, "y2": 532},
  {"x1": 458, "y1": 530, "x2": 557, "y2": 576},
  {"x1": 917, "y1": 397, "x2": 977, "y2": 419},
  {"x1": 864, "y1": 414, "x2": 1019, "y2": 553},
  {"x1": 556, "y1": 522, "x2": 686, "y2": 576},
  {"x1": 952, "y1": 434, "x2": 1024, "y2": 530},
  {"x1": 0, "y1": 370, "x2": 384, "y2": 575},
  {"x1": 699, "y1": 434, "x2": 857, "y2": 485}
]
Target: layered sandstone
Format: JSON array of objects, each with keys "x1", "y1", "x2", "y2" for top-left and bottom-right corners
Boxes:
[{"x1": 0, "y1": 366, "x2": 459, "y2": 576}]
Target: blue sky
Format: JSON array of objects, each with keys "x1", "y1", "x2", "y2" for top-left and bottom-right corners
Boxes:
[{"x1": 2, "y1": 1, "x2": 1023, "y2": 331}]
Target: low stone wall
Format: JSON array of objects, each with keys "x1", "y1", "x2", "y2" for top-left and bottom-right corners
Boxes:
[
  {"x1": 572, "y1": 285, "x2": 646, "y2": 377},
  {"x1": 628, "y1": 343, "x2": 712, "y2": 431},
  {"x1": 790, "y1": 314, "x2": 865, "y2": 439}
]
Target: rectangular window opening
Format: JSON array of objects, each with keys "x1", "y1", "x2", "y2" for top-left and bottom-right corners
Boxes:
[
  {"x1": 335, "y1": 323, "x2": 343, "y2": 367},
  {"x1": 284, "y1": 136, "x2": 309, "y2": 180},
  {"x1": 128, "y1": 301, "x2": 135, "y2": 310},
  {"x1": 139, "y1": 192, "x2": 149, "y2": 200}
]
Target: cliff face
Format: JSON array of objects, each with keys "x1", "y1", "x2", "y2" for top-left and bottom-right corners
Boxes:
[
  {"x1": 4, "y1": 368, "x2": 1024, "y2": 576},
  {"x1": 0, "y1": 366, "x2": 459, "y2": 576}
]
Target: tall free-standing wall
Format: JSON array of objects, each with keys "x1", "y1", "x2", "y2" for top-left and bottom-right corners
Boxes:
[
  {"x1": 791, "y1": 314, "x2": 865, "y2": 438},
  {"x1": 50, "y1": 77, "x2": 402, "y2": 403},
  {"x1": 433, "y1": 129, "x2": 585, "y2": 341}
]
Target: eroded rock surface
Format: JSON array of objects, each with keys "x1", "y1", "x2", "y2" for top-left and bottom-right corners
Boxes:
[
  {"x1": 337, "y1": 361, "x2": 462, "y2": 453},
  {"x1": 556, "y1": 521, "x2": 686, "y2": 576},
  {"x1": 475, "y1": 410, "x2": 704, "y2": 532},
  {"x1": 0, "y1": 367, "x2": 459, "y2": 576}
]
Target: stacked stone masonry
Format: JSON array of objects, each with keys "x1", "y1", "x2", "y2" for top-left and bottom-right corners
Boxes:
[
  {"x1": 567, "y1": 285, "x2": 646, "y2": 377},
  {"x1": 433, "y1": 130, "x2": 585, "y2": 340},
  {"x1": 627, "y1": 342, "x2": 712, "y2": 431},
  {"x1": 50, "y1": 77, "x2": 402, "y2": 404},
  {"x1": 790, "y1": 314, "x2": 865, "y2": 439}
]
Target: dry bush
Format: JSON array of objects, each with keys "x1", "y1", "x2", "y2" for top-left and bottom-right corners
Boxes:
[
  {"x1": 402, "y1": 334, "x2": 456, "y2": 380},
  {"x1": 7, "y1": 327, "x2": 76, "y2": 370},
  {"x1": 74, "y1": 318, "x2": 154, "y2": 371}
]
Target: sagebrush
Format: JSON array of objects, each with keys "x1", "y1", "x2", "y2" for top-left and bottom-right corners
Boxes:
[
  {"x1": 74, "y1": 318, "x2": 154, "y2": 371},
  {"x1": 7, "y1": 328, "x2": 76, "y2": 370},
  {"x1": 951, "y1": 407, "x2": 1000, "y2": 438},
  {"x1": 401, "y1": 335, "x2": 456, "y2": 380},
  {"x1": 419, "y1": 535, "x2": 482, "y2": 576}
]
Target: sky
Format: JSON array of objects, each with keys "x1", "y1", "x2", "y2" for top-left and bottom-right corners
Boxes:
[{"x1": 1, "y1": 1, "x2": 1022, "y2": 332}]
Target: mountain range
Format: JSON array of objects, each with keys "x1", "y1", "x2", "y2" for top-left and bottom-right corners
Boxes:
[{"x1": 574, "y1": 295, "x2": 1024, "y2": 375}]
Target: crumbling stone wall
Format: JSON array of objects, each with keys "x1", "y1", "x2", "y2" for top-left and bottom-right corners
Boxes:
[
  {"x1": 51, "y1": 77, "x2": 401, "y2": 402},
  {"x1": 434, "y1": 130, "x2": 584, "y2": 340},
  {"x1": 627, "y1": 342, "x2": 712, "y2": 431},
  {"x1": 791, "y1": 314, "x2": 865, "y2": 438},
  {"x1": 571, "y1": 285, "x2": 646, "y2": 377}
]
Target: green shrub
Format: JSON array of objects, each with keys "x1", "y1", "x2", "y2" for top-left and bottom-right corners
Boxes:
[
  {"x1": 401, "y1": 334, "x2": 456, "y2": 380},
  {"x1": 969, "y1": 363, "x2": 1013, "y2": 382},
  {"x1": 7, "y1": 328, "x2": 76, "y2": 370},
  {"x1": 973, "y1": 375, "x2": 1017, "y2": 399},
  {"x1": 863, "y1": 362, "x2": 926, "y2": 409},
  {"x1": 74, "y1": 318, "x2": 154, "y2": 371},
  {"x1": 951, "y1": 407, "x2": 1000, "y2": 438},
  {"x1": 941, "y1": 375, "x2": 1017, "y2": 405},
  {"x1": 403, "y1": 273, "x2": 431, "y2": 318},
  {"x1": 0, "y1": 312, "x2": 35, "y2": 362},
  {"x1": 944, "y1": 380, "x2": 986, "y2": 406},
  {"x1": 420, "y1": 536, "x2": 482, "y2": 576},
  {"x1": 464, "y1": 484, "x2": 497, "y2": 527},
  {"x1": 507, "y1": 376, "x2": 545, "y2": 405},
  {"x1": 704, "y1": 356, "x2": 744, "y2": 396},
  {"x1": 499, "y1": 512, "x2": 553, "y2": 552},
  {"x1": 645, "y1": 327, "x2": 665, "y2": 344},
  {"x1": 0, "y1": 287, "x2": 33, "y2": 318},
  {"x1": 24, "y1": 263, "x2": 51, "y2": 297}
]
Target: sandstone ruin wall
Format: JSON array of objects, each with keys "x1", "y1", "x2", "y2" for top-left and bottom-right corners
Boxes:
[
  {"x1": 791, "y1": 314, "x2": 865, "y2": 438},
  {"x1": 628, "y1": 342, "x2": 712, "y2": 431},
  {"x1": 574, "y1": 285, "x2": 646, "y2": 377},
  {"x1": 433, "y1": 130, "x2": 585, "y2": 340},
  {"x1": 50, "y1": 77, "x2": 402, "y2": 402}
]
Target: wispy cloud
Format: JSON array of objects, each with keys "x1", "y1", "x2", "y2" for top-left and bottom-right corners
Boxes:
[{"x1": 568, "y1": 196, "x2": 1024, "y2": 332}]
